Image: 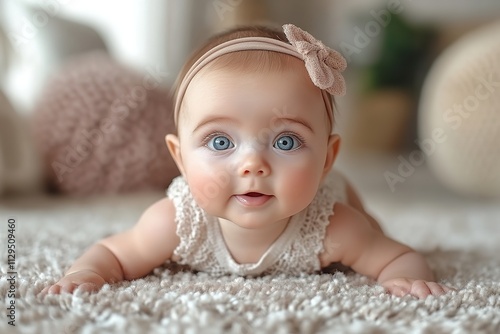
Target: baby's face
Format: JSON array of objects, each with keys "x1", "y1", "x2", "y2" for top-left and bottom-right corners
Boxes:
[{"x1": 175, "y1": 59, "x2": 336, "y2": 229}]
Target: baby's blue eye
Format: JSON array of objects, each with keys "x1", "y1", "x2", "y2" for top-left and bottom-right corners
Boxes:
[
  {"x1": 207, "y1": 135, "x2": 234, "y2": 151},
  {"x1": 274, "y1": 135, "x2": 301, "y2": 151}
]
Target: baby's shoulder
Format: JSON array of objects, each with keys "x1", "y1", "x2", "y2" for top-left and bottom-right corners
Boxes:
[
  {"x1": 136, "y1": 198, "x2": 177, "y2": 233},
  {"x1": 146, "y1": 197, "x2": 176, "y2": 215},
  {"x1": 327, "y1": 202, "x2": 370, "y2": 234},
  {"x1": 123, "y1": 198, "x2": 180, "y2": 264},
  {"x1": 319, "y1": 202, "x2": 378, "y2": 265}
]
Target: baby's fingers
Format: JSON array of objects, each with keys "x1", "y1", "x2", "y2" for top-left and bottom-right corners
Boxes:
[
  {"x1": 410, "y1": 280, "x2": 436, "y2": 298},
  {"x1": 41, "y1": 270, "x2": 106, "y2": 296},
  {"x1": 44, "y1": 282, "x2": 78, "y2": 295},
  {"x1": 389, "y1": 285, "x2": 409, "y2": 297},
  {"x1": 77, "y1": 282, "x2": 101, "y2": 293},
  {"x1": 41, "y1": 279, "x2": 92, "y2": 295},
  {"x1": 427, "y1": 282, "x2": 453, "y2": 296},
  {"x1": 40, "y1": 285, "x2": 52, "y2": 296},
  {"x1": 382, "y1": 279, "x2": 455, "y2": 299},
  {"x1": 381, "y1": 279, "x2": 411, "y2": 296},
  {"x1": 410, "y1": 280, "x2": 454, "y2": 298}
]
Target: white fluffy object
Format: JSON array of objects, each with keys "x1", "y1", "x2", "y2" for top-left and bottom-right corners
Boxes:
[{"x1": 419, "y1": 20, "x2": 500, "y2": 197}]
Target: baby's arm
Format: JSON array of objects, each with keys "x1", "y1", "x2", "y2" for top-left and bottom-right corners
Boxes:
[
  {"x1": 43, "y1": 198, "x2": 179, "y2": 294},
  {"x1": 321, "y1": 203, "x2": 452, "y2": 298}
]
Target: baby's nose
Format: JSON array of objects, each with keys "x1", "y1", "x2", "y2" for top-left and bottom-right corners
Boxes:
[{"x1": 238, "y1": 152, "x2": 270, "y2": 177}]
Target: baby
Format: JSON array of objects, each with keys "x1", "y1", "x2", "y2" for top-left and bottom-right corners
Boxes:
[{"x1": 44, "y1": 24, "x2": 451, "y2": 298}]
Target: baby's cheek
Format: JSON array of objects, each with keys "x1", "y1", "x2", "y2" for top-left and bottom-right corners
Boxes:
[
  {"x1": 185, "y1": 167, "x2": 230, "y2": 210},
  {"x1": 285, "y1": 164, "x2": 322, "y2": 199}
]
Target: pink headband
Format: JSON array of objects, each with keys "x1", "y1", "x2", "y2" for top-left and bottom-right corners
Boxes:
[{"x1": 174, "y1": 24, "x2": 347, "y2": 127}]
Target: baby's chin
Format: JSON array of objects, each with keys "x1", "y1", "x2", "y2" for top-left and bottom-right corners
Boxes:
[
  {"x1": 197, "y1": 196, "x2": 311, "y2": 227},
  {"x1": 215, "y1": 207, "x2": 297, "y2": 229}
]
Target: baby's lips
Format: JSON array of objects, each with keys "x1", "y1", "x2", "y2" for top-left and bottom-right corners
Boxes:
[{"x1": 234, "y1": 193, "x2": 272, "y2": 206}]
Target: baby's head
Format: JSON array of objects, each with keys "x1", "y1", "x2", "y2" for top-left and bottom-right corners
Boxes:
[{"x1": 166, "y1": 24, "x2": 347, "y2": 227}]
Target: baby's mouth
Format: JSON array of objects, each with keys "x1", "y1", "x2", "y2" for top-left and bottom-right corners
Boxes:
[
  {"x1": 245, "y1": 192, "x2": 264, "y2": 197},
  {"x1": 234, "y1": 192, "x2": 272, "y2": 206}
]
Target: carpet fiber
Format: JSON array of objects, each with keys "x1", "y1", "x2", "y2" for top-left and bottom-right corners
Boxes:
[{"x1": 1, "y1": 159, "x2": 500, "y2": 333}]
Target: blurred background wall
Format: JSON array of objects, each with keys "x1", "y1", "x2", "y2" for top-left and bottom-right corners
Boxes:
[
  {"x1": 0, "y1": 0, "x2": 499, "y2": 196},
  {"x1": 1, "y1": 0, "x2": 499, "y2": 140}
]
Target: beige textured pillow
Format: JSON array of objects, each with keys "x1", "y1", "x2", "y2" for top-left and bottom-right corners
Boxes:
[{"x1": 418, "y1": 20, "x2": 500, "y2": 197}]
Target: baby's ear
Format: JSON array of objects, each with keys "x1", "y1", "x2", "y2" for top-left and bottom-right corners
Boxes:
[
  {"x1": 165, "y1": 134, "x2": 185, "y2": 176},
  {"x1": 323, "y1": 134, "x2": 341, "y2": 178}
]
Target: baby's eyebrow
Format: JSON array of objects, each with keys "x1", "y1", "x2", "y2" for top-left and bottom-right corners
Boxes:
[
  {"x1": 193, "y1": 116, "x2": 236, "y2": 133},
  {"x1": 276, "y1": 117, "x2": 314, "y2": 133},
  {"x1": 192, "y1": 115, "x2": 314, "y2": 133}
]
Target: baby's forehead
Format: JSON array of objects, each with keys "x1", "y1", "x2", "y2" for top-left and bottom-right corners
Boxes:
[
  {"x1": 180, "y1": 67, "x2": 330, "y2": 133},
  {"x1": 189, "y1": 57, "x2": 312, "y2": 93},
  {"x1": 199, "y1": 51, "x2": 305, "y2": 78},
  {"x1": 186, "y1": 65, "x2": 318, "y2": 105},
  {"x1": 178, "y1": 52, "x2": 332, "y2": 132}
]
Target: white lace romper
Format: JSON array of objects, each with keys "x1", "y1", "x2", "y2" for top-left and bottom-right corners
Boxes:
[{"x1": 166, "y1": 170, "x2": 347, "y2": 276}]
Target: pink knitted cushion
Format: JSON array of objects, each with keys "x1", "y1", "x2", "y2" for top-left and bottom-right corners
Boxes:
[{"x1": 32, "y1": 52, "x2": 179, "y2": 195}]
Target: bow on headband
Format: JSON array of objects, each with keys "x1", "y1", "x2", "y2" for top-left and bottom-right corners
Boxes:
[{"x1": 283, "y1": 24, "x2": 347, "y2": 96}]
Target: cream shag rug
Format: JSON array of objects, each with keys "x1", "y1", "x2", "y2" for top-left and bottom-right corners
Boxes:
[{"x1": 1, "y1": 158, "x2": 500, "y2": 333}]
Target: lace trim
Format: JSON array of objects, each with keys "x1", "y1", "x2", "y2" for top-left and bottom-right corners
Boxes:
[{"x1": 167, "y1": 177, "x2": 220, "y2": 272}]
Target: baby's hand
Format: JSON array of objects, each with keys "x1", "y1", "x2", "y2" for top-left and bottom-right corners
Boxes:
[
  {"x1": 381, "y1": 278, "x2": 453, "y2": 299},
  {"x1": 41, "y1": 270, "x2": 106, "y2": 295}
]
